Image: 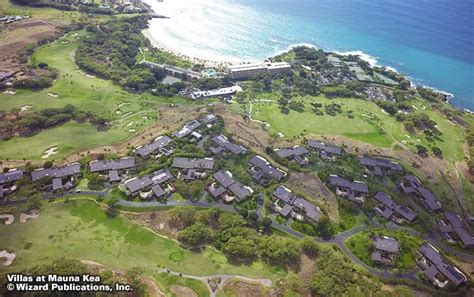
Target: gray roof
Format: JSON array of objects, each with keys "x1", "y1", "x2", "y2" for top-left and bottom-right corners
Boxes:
[
  {"x1": 211, "y1": 134, "x2": 247, "y2": 155},
  {"x1": 172, "y1": 120, "x2": 201, "y2": 138},
  {"x1": 373, "y1": 192, "x2": 397, "y2": 209},
  {"x1": 443, "y1": 212, "x2": 474, "y2": 247},
  {"x1": 172, "y1": 157, "x2": 215, "y2": 170},
  {"x1": 125, "y1": 176, "x2": 153, "y2": 194},
  {"x1": 213, "y1": 170, "x2": 236, "y2": 188},
  {"x1": 394, "y1": 205, "x2": 417, "y2": 222},
  {"x1": 374, "y1": 237, "x2": 399, "y2": 253},
  {"x1": 208, "y1": 185, "x2": 227, "y2": 198},
  {"x1": 329, "y1": 175, "x2": 369, "y2": 194},
  {"x1": 417, "y1": 187, "x2": 441, "y2": 211},
  {"x1": 135, "y1": 136, "x2": 172, "y2": 158},
  {"x1": 275, "y1": 146, "x2": 309, "y2": 158},
  {"x1": 89, "y1": 157, "x2": 135, "y2": 173},
  {"x1": 150, "y1": 169, "x2": 174, "y2": 184},
  {"x1": 357, "y1": 156, "x2": 403, "y2": 172},
  {"x1": 0, "y1": 169, "x2": 23, "y2": 184},
  {"x1": 279, "y1": 204, "x2": 293, "y2": 217},
  {"x1": 108, "y1": 170, "x2": 120, "y2": 182},
  {"x1": 307, "y1": 140, "x2": 342, "y2": 155},
  {"x1": 273, "y1": 186, "x2": 296, "y2": 204},
  {"x1": 419, "y1": 243, "x2": 443, "y2": 265},
  {"x1": 0, "y1": 185, "x2": 3, "y2": 198},
  {"x1": 273, "y1": 186, "x2": 321, "y2": 221},
  {"x1": 228, "y1": 182, "x2": 252, "y2": 201},
  {"x1": 200, "y1": 114, "x2": 218, "y2": 125},
  {"x1": 52, "y1": 178, "x2": 63, "y2": 190},
  {"x1": 249, "y1": 155, "x2": 285, "y2": 181},
  {"x1": 419, "y1": 243, "x2": 466, "y2": 286},
  {"x1": 151, "y1": 184, "x2": 166, "y2": 198},
  {"x1": 32, "y1": 163, "x2": 81, "y2": 181}
]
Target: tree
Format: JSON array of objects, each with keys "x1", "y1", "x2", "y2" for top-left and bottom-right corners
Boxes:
[
  {"x1": 300, "y1": 237, "x2": 319, "y2": 257},
  {"x1": 261, "y1": 217, "x2": 272, "y2": 228},
  {"x1": 222, "y1": 236, "x2": 259, "y2": 259},
  {"x1": 43, "y1": 161, "x2": 53, "y2": 169},
  {"x1": 415, "y1": 145, "x2": 428, "y2": 157},
  {"x1": 27, "y1": 194, "x2": 43, "y2": 210},
  {"x1": 248, "y1": 211, "x2": 258, "y2": 221},
  {"x1": 259, "y1": 236, "x2": 299, "y2": 264},
  {"x1": 432, "y1": 147, "x2": 443, "y2": 158},
  {"x1": 178, "y1": 223, "x2": 213, "y2": 248}
]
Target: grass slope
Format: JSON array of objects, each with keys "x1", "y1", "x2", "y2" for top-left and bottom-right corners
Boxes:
[{"x1": 0, "y1": 199, "x2": 285, "y2": 279}]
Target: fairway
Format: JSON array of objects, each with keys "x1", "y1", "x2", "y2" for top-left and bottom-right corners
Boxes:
[
  {"x1": 247, "y1": 95, "x2": 466, "y2": 163},
  {"x1": 0, "y1": 31, "x2": 208, "y2": 160},
  {"x1": 0, "y1": 199, "x2": 286, "y2": 279}
]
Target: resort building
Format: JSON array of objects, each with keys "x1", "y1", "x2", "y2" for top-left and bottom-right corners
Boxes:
[
  {"x1": 400, "y1": 176, "x2": 442, "y2": 212},
  {"x1": 172, "y1": 157, "x2": 215, "y2": 181},
  {"x1": 141, "y1": 61, "x2": 201, "y2": 80},
  {"x1": 135, "y1": 136, "x2": 173, "y2": 158},
  {"x1": 31, "y1": 163, "x2": 81, "y2": 191},
  {"x1": 272, "y1": 186, "x2": 322, "y2": 222},
  {"x1": 307, "y1": 140, "x2": 342, "y2": 161},
  {"x1": 124, "y1": 169, "x2": 174, "y2": 199},
  {"x1": 248, "y1": 155, "x2": 286, "y2": 185},
  {"x1": 328, "y1": 175, "x2": 369, "y2": 204},
  {"x1": 190, "y1": 86, "x2": 242, "y2": 100},
  {"x1": 172, "y1": 120, "x2": 202, "y2": 140},
  {"x1": 274, "y1": 146, "x2": 309, "y2": 166},
  {"x1": 438, "y1": 212, "x2": 474, "y2": 248},
  {"x1": 210, "y1": 134, "x2": 247, "y2": 155},
  {"x1": 0, "y1": 169, "x2": 23, "y2": 198},
  {"x1": 357, "y1": 156, "x2": 403, "y2": 176},
  {"x1": 373, "y1": 192, "x2": 417, "y2": 223},
  {"x1": 416, "y1": 243, "x2": 467, "y2": 288},
  {"x1": 89, "y1": 157, "x2": 135, "y2": 182},
  {"x1": 371, "y1": 236, "x2": 399, "y2": 266},
  {"x1": 227, "y1": 62, "x2": 291, "y2": 80},
  {"x1": 207, "y1": 170, "x2": 253, "y2": 203}
]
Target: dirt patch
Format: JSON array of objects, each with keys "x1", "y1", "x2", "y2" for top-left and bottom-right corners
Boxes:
[
  {"x1": 297, "y1": 254, "x2": 316, "y2": 297},
  {"x1": 125, "y1": 210, "x2": 180, "y2": 239},
  {"x1": 0, "y1": 250, "x2": 17, "y2": 266},
  {"x1": 170, "y1": 285, "x2": 198, "y2": 297},
  {"x1": 0, "y1": 18, "x2": 60, "y2": 72},
  {"x1": 0, "y1": 214, "x2": 15, "y2": 225},
  {"x1": 220, "y1": 279, "x2": 270, "y2": 297},
  {"x1": 284, "y1": 171, "x2": 339, "y2": 222},
  {"x1": 20, "y1": 209, "x2": 40, "y2": 223}
]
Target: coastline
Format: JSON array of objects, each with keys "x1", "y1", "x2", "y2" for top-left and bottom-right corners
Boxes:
[{"x1": 141, "y1": 0, "x2": 472, "y2": 112}]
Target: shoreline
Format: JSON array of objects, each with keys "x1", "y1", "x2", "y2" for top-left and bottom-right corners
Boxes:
[{"x1": 141, "y1": 1, "x2": 471, "y2": 112}]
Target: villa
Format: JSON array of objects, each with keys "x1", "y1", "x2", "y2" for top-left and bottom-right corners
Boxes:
[
  {"x1": 274, "y1": 146, "x2": 309, "y2": 166},
  {"x1": 190, "y1": 85, "x2": 242, "y2": 100},
  {"x1": 328, "y1": 174, "x2": 369, "y2": 204},
  {"x1": 0, "y1": 169, "x2": 23, "y2": 198},
  {"x1": 416, "y1": 243, "x2": 467, "y2": 288},
  {"x1": 371, "y1": 236, "x2": 399, "y2": 266},
  {"x1": 207, "y1": 170, "x2": 253, "y2": 203},
  {"x1": 272, "y1": 186, "x2": 322, "y2": 222},
  {"x1": 307, "y1": 140, "x2": 342, "y2": 161},
  {"x1": 31, "y1": 163, "x2": 81, "y2": 191},
  {"x1": 227, "y1": 61, "x2": 291, "y2": 80},
  {"x1": 124, "y1": 169, "x2": 174, "y2": 199},
  {"x1": 248, "y1": 155, "x2": 286, "y2": 185},
  {"x1": 400, "y1": 176, "x2": 442, "y2": 212},
  {"x1": 438, "y1": 212, "x2": 474, "y2": 248},
  {"x1": 373, "y1": 192, "x2": 417, "y2": 223},
  {"x1": 135, "y1": 136, "x2": 173, "y2": 158},
  {"x1": 357, "y1": 156, "x2": 403, "y2": 177},
  {"x1": 199, "y1": 114, "x2": 219, "y2": 127},
  {"x1": 210, "y1": 134, "x2": 247, "y2": 155},
  {"x1": 172, "y1": 120, "x2": 202, "y2": 141},
  {"x1": 89, "y1": 157, "x2": 135, "y2": 182},
  {"x1": 172, "y1": 157, "x2": 215, "y2": 180}
]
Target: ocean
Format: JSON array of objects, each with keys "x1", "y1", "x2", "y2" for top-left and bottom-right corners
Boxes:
[{"x1": 145, "y1": 0, "x2": 474, "y2": 110}]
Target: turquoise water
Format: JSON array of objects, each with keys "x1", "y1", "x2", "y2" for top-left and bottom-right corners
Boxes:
[{"x1": 148, "y1": 0, "x2": 473, "y2": 109}]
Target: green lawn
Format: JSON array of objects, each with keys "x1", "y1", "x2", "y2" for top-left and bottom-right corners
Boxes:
[
  {"x1": 0, "y1": 199, "x2": 286, "y2": 279},
  {"x1": 153, "y1": 273, "x2": 209, "y2": 297},
  {"x1": 345, "y1": 228, "x2": 423, "y2": 271},
  {"x1": 0, "y1": 31, "x2": 209, "y2": 160}
]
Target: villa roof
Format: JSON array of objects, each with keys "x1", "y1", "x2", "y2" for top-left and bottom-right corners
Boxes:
[
  {"x1": 172, "y1": 157, "x2": 215, "y2": 170},
  {"x1": 417, "y1": 187, "x2": 441, "y2": 211},
  {"x1": 89, "y1": 157, "x2": 135, "y2": 172},
  {"x1": 108, "y1": 170, "x2": 120, "y2": 182},
  {"x1": 374, "y1": 192, "x2": 397, "y2": 209},
  {"x1": 125, "y1": 176, "x2": 153, "y2": 194},
  {"x1": 151, "y1": 184, "x2": 166, "y2": 198},
  {"x1": 208, "y1": 185, "x2": 227, "y2": 198},
  {"x1": 275, "y1": 146, "x2": 309, "y2": 158},
  {"x1": 0, "y1": 169, "x2": 23, "y2": 184},
  {"x1": 329, "y1": 175, "x2": 369, "y2": 194},
  {"x1": 213, "y1": 170, "x2": 236, "y2": 188},
  {"x1": 32, "y1": 163, "x2": 81, "y2": 181},
  {"x1": 228, "y1": 182, "x2": 252, "y2": 201},
  {"x1": 52, "y1": 178, "x2": 63, "y2": 190},
  {"x1": 374, "y1": 237, "x2": 399, "y2": 254},
  {"x1": 307, "y1": 140, "x2": 342, "y2": 155},
  {"x1": 279, "y1": 204, "x2": 293, "y2": 217},
  {"x1": 135, "y1": 136, "x2": 172, "y2": 158},
  {"x1": 357, "y1": 156, "x2": 403, "y2": 172},
  {"x1": 200, "y1": 114, "x2": 218, "y2": 125},
  {"x1": 249, "y1": 155, "x2": 285, "y2": 180},
  {"x1": 419, "y1": 243, "x2": 443, "y2": 266},
  {"x1": 273, "y1": 186, "x2": 321, "y2": 221},
  {"x1": 211, "y1": 134, "x2": 247, "y2": 155},
  {"x1": 273, "y1": 186, "x2": 295, "y2": 204},
  {"x1": 172, "y1": 120, "x2": 201, "y2": 139},
  {"x1": 394, "y1": 205, "x2": 417, "y2": 222}
]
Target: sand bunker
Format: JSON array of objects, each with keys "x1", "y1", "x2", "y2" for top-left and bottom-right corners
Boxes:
[
  {"x1": 0, "y1": 214, "x2": 15, "y2": 225},
  {"x1": 115, "y1": 110, "x2": 122, "y2": 114},
  {"x1": 128, "y1": 129, "x2": 136, "y2": 132},
  {"x1": 47, "y1": 92, "x2": 59, "y2": 98},
  {"x1": 3, "y1": 90, "x2": 16, "y2": 95},
  {"x1": 20, "y1": 209, "x2": 40, "y2": 223},
  {"x1": 86, "y1": 74, "x2": 95, "y2": 78},
  {"x1": 0, "y1": 250, "x2": 16, "y2": 266},
  {"x1": 20, "y1": 105, "x2": 33, "y2": 111},
  {"x1": 117, "y1": 102, "x2": 130, "y2": 108},
  {"x1": 126, "y1": 121, "x2": 134, "y2": 127},
  {"x1": 41, "y1": 147, "x2": 58, "y2": 159}
]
